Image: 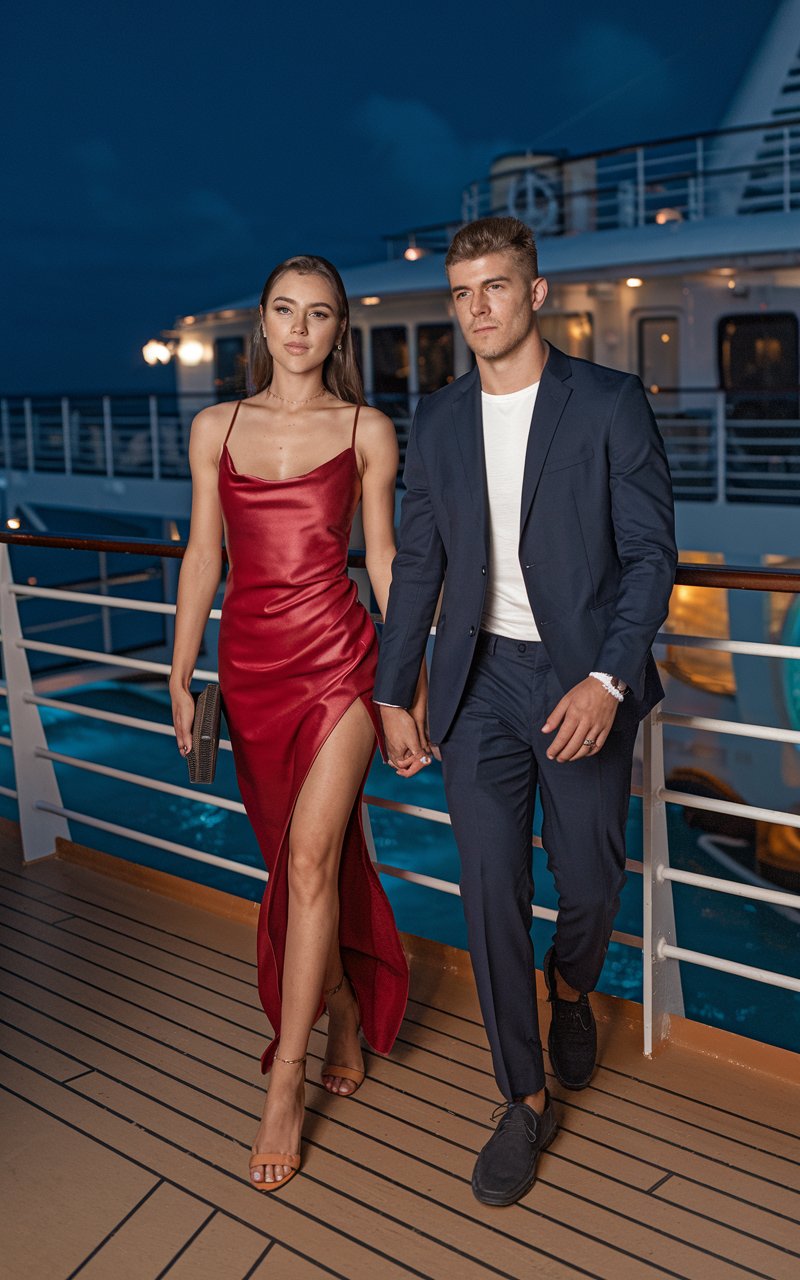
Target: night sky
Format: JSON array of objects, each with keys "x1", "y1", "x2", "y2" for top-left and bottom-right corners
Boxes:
[{"x1": 4, "y1": 0, "x2": 777, "y2": 393}]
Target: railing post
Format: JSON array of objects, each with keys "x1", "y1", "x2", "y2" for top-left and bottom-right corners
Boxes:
[
  {"x1": 149, "y1": 395, "x2": 161, "y2": 481},
  {"x1": 1, "y1": 398, "x2": 11, "y2": 473},
  {"x1": 23, "y1": 398, "x2": 34, "y2": 472},
  {"x1": 61, "y1": 396, "x2": 72, "y2": 475},
  {"x1": 695, "y1": 136, "x2": 704, "y2": 220},
  {"x1": 715, "y1": 391, "x2": 726, "y2": 503},
  {"x1": 636, "y1": 147, "x2": 646, "y2": 226},
  {"x1": 783, "y1": 126, "x2": 791, "y2": 212},
  {"x1": 0, "y1": 545, "x2": 70, "y2": 860},
  {"x1": 642, "y1": 708, "x2": 684, "y2": 1054},
  {"x1": 102, "y1": 395, "x2": 114, "y2": 478}
]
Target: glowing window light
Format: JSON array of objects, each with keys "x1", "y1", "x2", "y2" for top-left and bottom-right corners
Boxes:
[
  {"x1": 6, "y1": 517, "x2": 21, "y2": 529},
  {"x1": 626, "y1": 277, "x2": 643, "y2": 288},
  {"x1": 655, "y1": 207, "x2": 682, "y2": 225},
  {"x1": 360, "y1": 296, "x2": 381, "y2": 306},
  {"x1": 142, "y1": 339, "x2": 172, "y2": 366},
  {"x1": 176, "y1": 339, "x2": 206, "y2": 366}
]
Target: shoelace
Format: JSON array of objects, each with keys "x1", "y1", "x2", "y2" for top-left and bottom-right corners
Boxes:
[
  {"x1": 490, "y1": 1103, "x2": 540, "y2": 1143},
  {"x1": 556, "y1": 1000, "x2": 593, "y2": 1032}
]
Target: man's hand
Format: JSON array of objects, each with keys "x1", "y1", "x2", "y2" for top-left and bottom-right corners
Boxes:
[
  {"x1": 379, "y1": 705, "x2": 431, "y2": 778},
  {"x1": 542, "y1": 677, "x2": 620, "y2": 762}
]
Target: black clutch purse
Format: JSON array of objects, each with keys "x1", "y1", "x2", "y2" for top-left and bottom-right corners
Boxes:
[{"x1": 185, "y1": 684, "x2": 222, "y2": 784}]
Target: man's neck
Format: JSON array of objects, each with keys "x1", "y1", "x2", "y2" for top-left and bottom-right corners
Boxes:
[{"x1": 477, "y1": 334, "x2": 549, "y2": 396}]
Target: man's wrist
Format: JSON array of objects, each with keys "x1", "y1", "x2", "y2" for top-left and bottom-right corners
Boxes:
[{"x1": 589, "y1": 671, "x2": 626, "y2": 701}]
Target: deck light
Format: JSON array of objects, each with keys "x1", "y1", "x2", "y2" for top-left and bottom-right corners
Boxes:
[
  {"x1": 176, "y1": 339, "x2": 205, "y2": 366},
  {"x1": 6, "y1": 517, "x2": 21, "y2": 529},
  {"x1": 626, "y1": 277, "x2": 643, "y2": 288},
  {"x1": 655, "y1": 207, "x2": 682, "y2": 225},
  {"x1": 142, "y1": 339, "x2": 172, "y2": 366},
  {"x1": 728, "y1": 279, "x2": 737, "y2": 289},
  {"x1": 360, "y1": 296, "x2": 381, "y2": 306}
]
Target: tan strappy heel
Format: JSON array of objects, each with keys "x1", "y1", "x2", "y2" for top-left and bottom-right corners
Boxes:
[
  {"x1": 249, "y1": 1054, "x2": 305, "y2": 1193},
  {"x1": 321, "y1": 973, "x2": 365, "y2": 1096}
]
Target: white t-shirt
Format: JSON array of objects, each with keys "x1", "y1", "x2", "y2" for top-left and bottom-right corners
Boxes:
[{"x1": 480, "y1": 381, "x2": 541, "y2": 641}]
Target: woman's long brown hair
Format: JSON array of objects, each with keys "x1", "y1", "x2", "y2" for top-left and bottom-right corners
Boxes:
[{"x1": 249, "y1": 255, "x2": 364, "y2": 404}]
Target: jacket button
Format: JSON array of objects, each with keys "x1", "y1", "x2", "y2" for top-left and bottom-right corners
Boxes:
[
  {"x1": 481, "y1": 565, "x2": 486, "y2": 574},
  {"x1": 469, "y1": 626, "x2": 475, "y2": 636},
  {"x1": 525, "y1": 563, "x2": 533, "y2": 570}
]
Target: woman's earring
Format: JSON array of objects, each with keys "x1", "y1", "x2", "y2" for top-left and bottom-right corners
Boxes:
[{"x1": 336, "y1": 343, "x2": 343, "y2": 352}]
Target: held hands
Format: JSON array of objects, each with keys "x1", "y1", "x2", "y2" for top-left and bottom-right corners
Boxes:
[
  {"x1": 170, "y1": 683, "x2": 195, "y2": 758},
  {"x1": 380, "y1": 666, "x2": 434, "y2": 777},
  {"x1": 542, "y1": 676, "x2": 620, "y2": 762}
]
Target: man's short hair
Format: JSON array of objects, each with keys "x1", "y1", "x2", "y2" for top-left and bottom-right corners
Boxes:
[{"x1": 445, "y1": 216, "x2": 539, "y2": 281}]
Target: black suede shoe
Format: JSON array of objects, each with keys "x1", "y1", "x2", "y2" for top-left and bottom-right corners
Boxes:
[
  {"x1": 471, "y1": 1094, "x2": 558, "y2": 1206},
  {"x1": 544, "y1": 945, "x2": 597, "y2": 1090}
]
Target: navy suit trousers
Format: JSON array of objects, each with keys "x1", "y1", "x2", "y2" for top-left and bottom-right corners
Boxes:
[{"x1": 440, "y1": 632, "x2": 639, "y2": 1100}]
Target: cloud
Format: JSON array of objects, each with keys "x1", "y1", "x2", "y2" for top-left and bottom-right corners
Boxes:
[
  {"x1": 350, "y1": 95, "x2": 526, "y2": 224},
  {"x1": 4, "y1": 137, "x2": 255, "y2": 272}
]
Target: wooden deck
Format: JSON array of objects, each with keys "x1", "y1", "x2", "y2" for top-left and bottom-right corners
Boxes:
[{"x1": 1, "y1": 823, "x2": 799, "y2": 1280}]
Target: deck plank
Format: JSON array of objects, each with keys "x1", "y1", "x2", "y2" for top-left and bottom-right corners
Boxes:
[
  {"x1": 158, "y1": 1213, "x2": 268, "y2": 1280},
  {"x1": 3, "y1": 832, "x2": 799, "y2": 1280},
  {"x1": 73, "y1": 1180, "x2": 214, "y2": 1280},
  {"x1": 1, "y1": 1056, "x2": 416, "y2": 1280},
  {"x1": 0, "y1": 1088, "x2": 158, "y2": 1280}
]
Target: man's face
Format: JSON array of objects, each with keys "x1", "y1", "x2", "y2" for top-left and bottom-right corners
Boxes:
[{"x1": 447, "y1": 250, "x2": 547, "y2": 361}]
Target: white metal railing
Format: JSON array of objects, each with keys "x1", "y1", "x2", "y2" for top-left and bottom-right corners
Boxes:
[
  {"x1": 1, "y1": 538, "x2": 799, "y2": 1059},
  {"x1": 3, "y1": 390, "x2": 798, "y2": 507},
  {"x1": 383, "y1": 117, "x2": 800, "y2": 253}
]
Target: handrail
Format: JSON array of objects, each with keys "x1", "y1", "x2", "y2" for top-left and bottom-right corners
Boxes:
[
  {"x1": 2, "y1": 531, "x2": 799, "y2": 595},
  {"x1": 2, "y1": 534, "x2": 800, "y2": 1060}
]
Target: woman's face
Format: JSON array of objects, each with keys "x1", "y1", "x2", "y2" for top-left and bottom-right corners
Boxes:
[{"x1": 261, "y1": 270, "x2": 343, "y2": 376}]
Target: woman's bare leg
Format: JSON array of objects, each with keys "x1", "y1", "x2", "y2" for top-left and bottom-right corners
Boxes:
[{"x1": 251, "y1": 699, "x2": 375, "y2": 1185}]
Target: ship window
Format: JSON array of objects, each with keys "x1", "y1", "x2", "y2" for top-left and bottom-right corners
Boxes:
[
  {"x1": 538, "y1": 312, "x2": 593, "y2": 360},
  {"x1": 417, "y1": 324, "x2": 454, "y2": 393},
  {"x1": 214, "y1": 337, "x2": 247, "y2": 399},
  {"x1": 718, "y1": 312, "x2": 799, "y2": 419},
  {"x1": 371, "y1": 326, "x2": 409, "y2": 415},
  {"x1": 638, "y1": 316, "x2": 679, "y2": 394}
]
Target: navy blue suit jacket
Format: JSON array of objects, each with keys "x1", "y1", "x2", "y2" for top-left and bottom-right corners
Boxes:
[{"x1": 373, "y1": 344, "x2": 677, "y2": 744}]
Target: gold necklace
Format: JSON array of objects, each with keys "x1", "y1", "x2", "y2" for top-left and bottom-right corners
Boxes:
[{"x1": 266, "y1": 385, "x2": 329, "y2": 407}]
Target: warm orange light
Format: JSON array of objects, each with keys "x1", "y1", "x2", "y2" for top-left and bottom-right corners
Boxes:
[
  {"x1": 404, "y1": 246, "x2": 426, "y2": 261},
  {"x1": 626, "y1": 277, "x2": 643, "y2": 288},
  {"x1": 360, "y1": 296, "x2": 381, "y2": 306},
  {"x1": 176, "y1": 339, "x2": 205, "y2": 366},
  {"x1": 6, "y1": 517, "x2": 21, "y2": 530},
  {"x1": 655, "y1": 207, "x2": 682, "y2": 225}
]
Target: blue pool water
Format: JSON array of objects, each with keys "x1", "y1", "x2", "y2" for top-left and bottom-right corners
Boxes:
[{"x1": 2, "y1": 680, "x2": 798, "y2": 1054}]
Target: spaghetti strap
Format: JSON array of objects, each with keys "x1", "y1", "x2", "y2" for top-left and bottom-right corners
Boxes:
[
  {"x1": 351, "y1": 404, "x2": 361, "y2": 449},
  {"x1": 223, "y1": 401, "x2": 242, "y2": 447}
]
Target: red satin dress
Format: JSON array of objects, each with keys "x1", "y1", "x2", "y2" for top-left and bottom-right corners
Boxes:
[{"x1": 217, "y1": 400, "x2": 408, "y2": 1071}]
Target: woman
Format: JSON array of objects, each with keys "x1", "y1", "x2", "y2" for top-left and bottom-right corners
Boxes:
[{"x1": 170, "y1": 255, "x2": 429, "y2": 1192}]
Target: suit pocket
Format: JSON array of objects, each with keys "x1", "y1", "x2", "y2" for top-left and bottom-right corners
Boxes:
[{"x1": 542, "y1": 445, "x2": 594, "y2": 474}]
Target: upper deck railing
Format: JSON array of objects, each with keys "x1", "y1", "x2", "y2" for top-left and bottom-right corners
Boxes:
[
  {"x1": 383, "y1": 116, "x2": 800, "y2": 257},
  {"x1": 2, "y1": 389, "x2": 799, "y2": 506},
  {"x1": 0, "y1": 533, "x2": 799, "y2": 1060}
]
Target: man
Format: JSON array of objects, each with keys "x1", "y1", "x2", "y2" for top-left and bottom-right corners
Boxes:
[{"x1": 374, "y1": 216, "x2": 676, "y2": 1207}]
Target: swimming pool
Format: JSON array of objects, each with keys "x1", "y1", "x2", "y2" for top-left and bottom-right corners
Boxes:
[{"x1": 3, "y1": 679, "x2": 798, "y2": 1053}]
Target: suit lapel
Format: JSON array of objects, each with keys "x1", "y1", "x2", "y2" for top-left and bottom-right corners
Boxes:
[
  {"x1": 519, "y1": 346, "x2": 573, "y2": 533},
  {"x1": 452, "y1": 368, "x2": 489, "y2": 553}
]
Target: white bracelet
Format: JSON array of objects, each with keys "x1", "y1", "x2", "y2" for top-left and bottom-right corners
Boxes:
[{"x1": 589, "y1": 671, "x2": 625, "y2": 702}]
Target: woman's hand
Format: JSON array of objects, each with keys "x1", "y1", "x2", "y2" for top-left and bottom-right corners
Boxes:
[{"x1": 170, "y1": 683, "x2": 195, "y2": 758}]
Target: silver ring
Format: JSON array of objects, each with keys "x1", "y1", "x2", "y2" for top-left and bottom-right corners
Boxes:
[{"x1": 583, "y1": 738, "x2": 596, "y2": 747}]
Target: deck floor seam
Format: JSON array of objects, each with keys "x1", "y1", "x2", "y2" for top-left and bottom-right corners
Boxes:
[
  {"x1": 64, "y1": 1177, "x2": 165, "y2": 1279},
  {"x1": 151, "y1": 1207, "x2": 217, "y2": 1280},
  {"x1": 5, "y1": 954, "x2": 798, "y2": 1218},
  {"x1": 6, "y1": 913, "x2": 797, "y2": 1175},
  {"x1": 5, "y1": 1012, "x2": 794, "y2": 1271},
  {"x1": 0, "y1": 1068, "x2": 438, "y2": 1280}
]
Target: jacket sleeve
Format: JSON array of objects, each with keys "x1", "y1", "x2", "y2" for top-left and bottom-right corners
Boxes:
[
  {"x1": 593, "y1": 375, "x2": 677, "y2": 698},
  {"x1": 372, "y1": 397, "x2": 447, "y2": 708}
]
